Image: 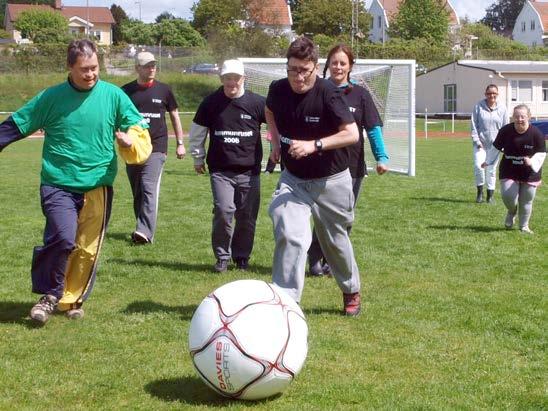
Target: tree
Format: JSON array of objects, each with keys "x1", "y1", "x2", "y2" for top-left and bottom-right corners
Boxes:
[
  {"x1": 119, "y1": 19, "x2": 155, "y2": 45},
  {"x1": 480, "y1": 0, "x2": 526, "y2": 37},
  {"x1": 0, "y1": 0, "x2": 54, "y2": 30},
  {"x1": 14, "y1": 9, "x2": 69, "y2": 43},
  {"x1": 154, "y1": 18, "x2": 205, "y2": 47},
  {"x1": 155, "y1": 11, "x2": 176, "y2": 23},
  {"x1": 388, "y1": 0, "x2": 449, "y2": 44},
  {"x1": 191, "y1": 0, "x2": 245, "y2": 36},
  {"x1": 110, "y1": 4, "x2": 129, "y2": 45},
  {"x1": 292, "y1": 0, "x2": 370, "y2": 39}
]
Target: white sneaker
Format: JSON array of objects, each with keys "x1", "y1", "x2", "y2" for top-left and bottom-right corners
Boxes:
[
  {"x1": 504, "y1": 212, "x2": 516, "y2": 229},
  {"x1": 520, "y1": 226, "x2": 534, "y2": 234}
]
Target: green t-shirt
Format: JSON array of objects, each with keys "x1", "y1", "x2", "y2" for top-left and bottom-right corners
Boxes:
[{"x1": 12, "y1": 79, "x2": 147, "y2": 193}]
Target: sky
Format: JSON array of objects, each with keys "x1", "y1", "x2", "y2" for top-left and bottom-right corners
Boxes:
[{"x1": 62, "y1": 0, "x2": 495, "y2": 24}]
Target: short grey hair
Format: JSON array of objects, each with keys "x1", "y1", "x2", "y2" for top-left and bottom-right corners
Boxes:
[
  {"x1": 513, "y1": 104, "x2": 531, "y2": 118},
  {"x1": 67, "y1": 40, "x2": 97, "y2": 67}
]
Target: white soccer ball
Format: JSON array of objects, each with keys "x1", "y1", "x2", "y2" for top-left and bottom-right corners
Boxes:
[{"x1": 188, "y1": 279, "x2": 308, "y2": 400}]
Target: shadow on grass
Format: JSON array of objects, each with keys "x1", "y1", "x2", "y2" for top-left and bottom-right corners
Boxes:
[
  {"x1": 145, "y1": 376, "x2": 280, "y2": 406},
  {"x1": 108, "y1": 257, "x2": 273, "y2": 276},
  {"x1": 106, "y1": 231, "x2": 132, "y2": 244},
  {"x1": 0, "y1": 301, "x2": 46, "y2": 329},
  {"x1": 428, "y1": 224, "x2": 506, "y2": 233},
  {"x1": 123, "y1": 300, "x2": 198, "y2": 320},
  {"x1": 411, "y1": 196, "x2": 471, "y2": 204}
]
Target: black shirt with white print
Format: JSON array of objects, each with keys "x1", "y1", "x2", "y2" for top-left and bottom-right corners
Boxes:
[
  {"x1": 194, "y1": 87, "x2": 266, "y2": 174},
  {"x1": 343, "y1": 84, "x2": 383, "y2": 178},
  {"x1": 122, "y1": 80, "x2": 178, "y2": 154},
  {"x1": 266, "y1": 77, "x2": 355, "y2": 179},
  {"x1": 494, "y1": 123, "x2": 546, "y2": 182}
]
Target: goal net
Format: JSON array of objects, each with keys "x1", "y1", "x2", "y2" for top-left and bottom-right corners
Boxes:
[{"x1": 239, "y1": 58, "x2": 416, "y2": 176}]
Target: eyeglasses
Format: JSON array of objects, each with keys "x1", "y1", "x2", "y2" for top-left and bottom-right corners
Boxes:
[
  {"x1": 286, "y1": 66, "x2": 315, "y2": 79},
  {"x1": 486, "y1": 92, "x2": 498, "y2": 96}
]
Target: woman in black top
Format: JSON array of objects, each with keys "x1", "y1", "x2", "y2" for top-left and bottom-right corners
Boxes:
[
  {"x1": 308, "y1": 43, "x2": 389, "y2": 276},
  {"x1": 492, "y1": 104, "x2": 546, "y2": 234}
]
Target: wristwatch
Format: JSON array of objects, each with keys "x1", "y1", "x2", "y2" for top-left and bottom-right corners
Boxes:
[
  {"x1": 177, "y1": 139, "x2": 184, "y2": 146},
  {"x1": 314, "y1": 139, "x2": 323, "y2": 152}
]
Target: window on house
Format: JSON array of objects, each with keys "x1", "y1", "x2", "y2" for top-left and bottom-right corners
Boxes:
[
  {"x1": 521, "y1": 21, "x2": 526, "y2": 31},
  {"x1": 542, "y1": 81, "x2": 548, "y2": 102},
  {"x1": 531, "y1": 20, "x2": 535, "y2": 30},
  {"x1": 378, "y1": 16, "x2": 381, "y2": 28},
  {"x1": 444, "y1": 84, "x2": 456, "y2": 112},
  {"x1": 92, "y1": 30, "x2": 101, "y2": 41},
  {"x1": 511, "y1": 80, "x2": 533, "y2": 102}
]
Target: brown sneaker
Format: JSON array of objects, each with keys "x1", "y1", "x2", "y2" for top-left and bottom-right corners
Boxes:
[
  {"x1": 65, "y1": 307, "x2": 84, "y2": 320},
  {"x1": 30, "y1": 295, "x2": 58, "y2": 324},
  {"x1": 343, "y1": 292, "x2": 361, "y2": 316}
]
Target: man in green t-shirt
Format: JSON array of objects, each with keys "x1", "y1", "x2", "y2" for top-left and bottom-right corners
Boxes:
[{"x1": 0, "y1": 39, "x2": 152, "y2": 325}]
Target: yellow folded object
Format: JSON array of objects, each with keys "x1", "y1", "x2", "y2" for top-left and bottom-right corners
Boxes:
[{"x1": 118, "y1": 125, "x2": 152, "y2": 165}]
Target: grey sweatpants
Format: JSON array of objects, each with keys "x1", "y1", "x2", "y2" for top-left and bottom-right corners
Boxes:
[
  {"x1": 210, "y1": 171, "x2": 260, "y2": 261},
  {"x1": 308, "y1": 175, "x2": 364, "y2": 265},
  {"x1": 269, "y1": 169, "x2": 361, "y2": 302},
  {"x1": 126, "y1": 152, "x2": 167, "y2": 242},
  {"x1": 500, "y1": 179, "x2": 538, "y2": 229}
]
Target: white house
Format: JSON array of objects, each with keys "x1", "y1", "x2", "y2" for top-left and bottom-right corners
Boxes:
[
  {"x1": 368, "y1": 0, "x2": 460, "y2": 44},
  {"x1": 416, "y1": 60, "x2": 548, "y2": 119},
  {"x1": 512, "y1": 0, "x2": 548, "y2": 47}
]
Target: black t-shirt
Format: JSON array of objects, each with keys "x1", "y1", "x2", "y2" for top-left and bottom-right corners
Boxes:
[
  {"x1": 343, "y1": 84, "x2": 383, "y2": 178},
  {"x1": 121, "y1": 80, "x2": 178, "y2": 154},
  {"x1": 266, "y1": 77, "x2": 355, "y2": 179},
  {"x1": 494, "y1": 123, "x2": 546, "y2": 182},
  {"x1": 194, "y1": 88, "x2": 266, "y2": 174}
]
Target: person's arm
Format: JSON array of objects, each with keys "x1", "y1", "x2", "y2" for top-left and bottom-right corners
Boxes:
[
  {"x1": 169, "y1": 109, "x2": 185, "y2": 159},
  {"x1": 288, "y1": 122, "x2": 359, "y2": 160},
  {"x1": 189, "y1": 121, "x2": 208, "y2": 174},
  {"x1": 265, "y1": 106, "x2": 280, "y2": 164},
  {"x1": 366, "y1": 126, "x2": 389, "y2": 174},
  {"x1": 0, "y1": 117, "x2": 26, "y2": 152},
  {"x1": 471, "y1": 104, "x2": 482, "y2": 148}
]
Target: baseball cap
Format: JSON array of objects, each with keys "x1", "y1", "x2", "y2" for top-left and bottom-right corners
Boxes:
[
  {"x1": 221, "y1": 59, "x2": 244, "y2": 76},
  {"x1": 136, "y1": 51, "x2": 156, "y2": 66}
]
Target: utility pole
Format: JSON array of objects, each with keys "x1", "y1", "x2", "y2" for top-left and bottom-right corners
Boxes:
[{"x1": 135, "y1": 1, "x2": 142, "y2": 21}]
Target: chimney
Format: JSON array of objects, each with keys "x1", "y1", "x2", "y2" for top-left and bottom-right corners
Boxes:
[{"x1": 54, "y1": 0, "x2": 62, "y2": 9}]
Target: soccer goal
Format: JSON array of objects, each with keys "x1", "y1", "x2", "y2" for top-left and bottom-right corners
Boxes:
[{"x1": 239, "y1": 58, "x2": 416, "y2": 176}]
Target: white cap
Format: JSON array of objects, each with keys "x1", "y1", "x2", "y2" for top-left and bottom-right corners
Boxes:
[
  {"x1": 136, "y1": 51, "x2": 156, "y2": 66},
  {"x1": 220, "y1": 59, "x2": 244, "y2": 76}
]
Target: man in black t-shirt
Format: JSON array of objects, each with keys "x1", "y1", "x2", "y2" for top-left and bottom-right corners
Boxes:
[
  {"x1": 266, "y1": 37, "x2": 362, "y2": 316},
  {"x1": 189, "y1": 59, "x2": 266, "y2": 272},
  {"x1": 122, "y1": 51, "x2": 185, "y2": 244}
]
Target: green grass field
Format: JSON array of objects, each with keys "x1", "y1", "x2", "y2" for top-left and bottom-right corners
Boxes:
[{"x1": 0, "y1": 137, "x2": 546, "y2": 410}]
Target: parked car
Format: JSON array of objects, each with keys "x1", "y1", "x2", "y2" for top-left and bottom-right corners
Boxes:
[
  {"x1": 531, "y1": 120, "x2": 548, "y2": 139},
  {"x1": 183, "y1": 63, "x2": 219, "y2": 75}
]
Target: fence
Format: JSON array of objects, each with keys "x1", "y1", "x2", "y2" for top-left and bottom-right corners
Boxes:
[{"x1": 417, "y1": 111, "x2": 472, "y2": 139}]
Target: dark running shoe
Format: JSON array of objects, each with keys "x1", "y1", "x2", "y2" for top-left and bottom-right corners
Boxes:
[
  {"x1": 343, "y1": 292, "x2": 361, "y2": 317},
  {"x1": 214, "y1": 259, "x2": 229, "y2": 272},
  {"x1": 131, "y1": 231, "x2": 149, "y2": 245},
  {"x1": 30, "y1": 295, "x2": 58, "y2": 324},
  {"x1": 234, "y1": 258, "x2": 249, "y2": 270},
  {"x1": 308, "y1": 261, "x2": 324, "y2": 277}
]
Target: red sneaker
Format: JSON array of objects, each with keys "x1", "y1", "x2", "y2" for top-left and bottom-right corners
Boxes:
[{"x1": 343, "y1": 292, "x2": 361, "y2": 316}]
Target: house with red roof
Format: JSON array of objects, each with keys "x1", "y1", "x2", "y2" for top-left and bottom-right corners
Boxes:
[
  {"x1": 512, "y1": 0, "x2": 548, "y2": 47},
  {"x1": 367, "y1": 0, "x2": 460, "y2": 43},
  {"x1": 245, "y1": 0, "x2": 293, "y2": 39},
  {"x1": 4, "y1": 0, "x2": 115, "y2": 45}
]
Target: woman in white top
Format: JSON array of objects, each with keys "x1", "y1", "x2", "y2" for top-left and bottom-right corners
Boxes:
[{"x1": 470, "y1": 84, "x2": 508, "y2": 203}]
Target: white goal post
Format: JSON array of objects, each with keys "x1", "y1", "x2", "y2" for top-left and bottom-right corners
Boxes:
[{"x1": 239, "y1": 58, "x2": 416, "y2": 177}]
